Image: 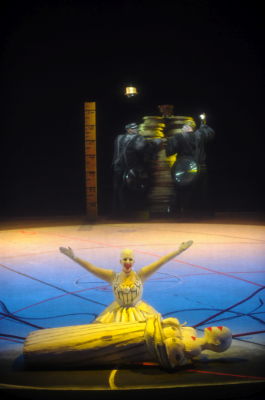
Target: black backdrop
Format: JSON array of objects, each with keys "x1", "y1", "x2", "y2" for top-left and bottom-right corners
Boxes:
[{"x1": 1, "y1": 0, "x2": 264, "y2": 217}]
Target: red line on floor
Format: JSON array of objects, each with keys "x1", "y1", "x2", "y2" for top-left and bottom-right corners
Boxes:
[
  {"x1": 170, "y1": 229, "x2": 265, "y2": 243},
  {"x1": 232, "y1": 330, "x2": 265, "y2": 338},
  {"x1": 39, "y1": 232, "x2": 264, "y2": 287},
  {"x1": 20, "y1": 226, "x2": 265, "y2": 243},
  {"x1": 179, "y1": 270, "x2": 265, "y2": 276},
  {"x1": 173, "y1": 259, "x2": 264, "y2": 287},
  {"x1": 0, "y1": 337, "x2": 23, "y2": 344},
  {"x1": 135, "y1": 248, "x2": 264, "y2": 287},
  {"x1": 0, "y1": 284, "x2": 108, "y2": 322},
  {"x1": 187, "y1": 369, "x2": 265, "y2": 380}
]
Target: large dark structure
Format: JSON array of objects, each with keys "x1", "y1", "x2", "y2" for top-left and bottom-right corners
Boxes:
[
  {"x1": 112, "y1": 122, "x2": 161, "y2": 217},
  {"x1": 111, "y1": 106, "x2": 214, "y2": 219}
]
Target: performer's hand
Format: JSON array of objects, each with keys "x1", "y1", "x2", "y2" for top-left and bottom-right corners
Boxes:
[
  {"x1": 178, "y1": 240, "x2": 193, "y2": 253},
  {"x1": 59, "y1": 246, "x2": 75, "y2": 259}
]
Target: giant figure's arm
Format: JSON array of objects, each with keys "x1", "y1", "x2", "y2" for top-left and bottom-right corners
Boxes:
[
  {"x1": 198, "y1": 124, "x2": 215, "y2": 141},
  {"x1": 138, "y1": 241, "x2": 193, "y2": 282},
  {"x1": 59, "y1": 247, "x2": 114, "y2": 283},
  {"x1": 112, "y1": 135, "x2": 123, "y2": 168}
]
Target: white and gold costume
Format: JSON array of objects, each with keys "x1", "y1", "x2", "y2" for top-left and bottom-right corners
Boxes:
[{"x1": 95, "y1": 271, "x2": 158, "y2": 323}]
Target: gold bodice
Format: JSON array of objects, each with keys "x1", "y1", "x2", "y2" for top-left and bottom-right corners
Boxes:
[{"x1": 112, "y1": 272, "x2": 143, "y2": 306}]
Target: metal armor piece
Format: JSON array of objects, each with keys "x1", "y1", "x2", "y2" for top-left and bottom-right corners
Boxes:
[
  {"x1": 171, "y1": 156, "x2": 199, "y2": 186},
  {"x1": 123, "y1": 168, "x2": 149, "y2": 192}
]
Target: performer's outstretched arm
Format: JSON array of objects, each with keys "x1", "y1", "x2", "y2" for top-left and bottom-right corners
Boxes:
[
  {"x1": 59, "y1": 247, "x2": 114, "y2": 283},
  {"x1": 138, "y1": 241, "x2": 193, "y2": 282}
]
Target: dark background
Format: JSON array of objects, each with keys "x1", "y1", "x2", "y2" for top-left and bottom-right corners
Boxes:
[{"x1": 1, "y1": 0, "x2": 264, "y2": 218}]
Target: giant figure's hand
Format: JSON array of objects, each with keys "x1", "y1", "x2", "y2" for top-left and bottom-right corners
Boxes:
[{"x1": 59, "y1": 246, "x2": 76, "y2": 260}]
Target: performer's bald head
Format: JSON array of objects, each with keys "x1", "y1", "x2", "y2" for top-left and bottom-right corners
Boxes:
[
  {"x1": 120, "y1": 248, "x2": 134, "y2": 260},
  {"x1": 120, "y1": 249, "x2": 135, "y2": 273}
]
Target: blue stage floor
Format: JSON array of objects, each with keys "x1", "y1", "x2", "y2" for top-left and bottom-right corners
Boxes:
[{"x1": 0, "y1": 214, "x2": 265, "y2": 398}]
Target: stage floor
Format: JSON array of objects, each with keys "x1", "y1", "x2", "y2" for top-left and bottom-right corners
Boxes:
[{"x1": 0, "y1": 213, "x2": 265, "y2": 399}]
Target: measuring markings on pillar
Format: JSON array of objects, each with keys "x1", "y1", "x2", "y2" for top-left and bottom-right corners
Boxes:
[{"x1": 84, "y1": 102, "x2": 97, "y2": 218}]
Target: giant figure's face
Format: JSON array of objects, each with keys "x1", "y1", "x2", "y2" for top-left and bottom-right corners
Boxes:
[
  {"x1": 203, "y1": 326, "x2": 232, "y2": 352},
  {"x1": 120, "y1": 249, "x2": 135, "y2": 274},
  {"x1": 182, "y1": 124, "x2": 194, "y2": 133},
  {"x1": 127, "y1": 128, "x2": 138, "y2": 135}
]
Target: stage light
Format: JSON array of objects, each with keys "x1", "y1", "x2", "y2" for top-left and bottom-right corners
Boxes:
[
  {"x1": 199, "y1": 113, "x2": 206, "y2": 124},
  {"x1": 125, "y1": 86, "x2": 138, "y2": 97}
]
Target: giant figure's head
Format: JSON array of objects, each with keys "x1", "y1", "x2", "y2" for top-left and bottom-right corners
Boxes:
[
  {"x1": 182, "y1": 119, "x2": 196, "y2": 133},
  {"x1": 203, "y1": 326, "x2": 232, "y2": 352},
  {"x1": 125, "y1": 123, "x2": 138, "y2": 135}
]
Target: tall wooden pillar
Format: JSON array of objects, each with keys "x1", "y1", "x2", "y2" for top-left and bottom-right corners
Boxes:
[{"x1": 84, "y1": 102, "x2": 98, "y2": 219}]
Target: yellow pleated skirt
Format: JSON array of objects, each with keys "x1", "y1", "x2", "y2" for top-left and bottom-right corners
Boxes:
[{"x1": 94, "y1": 300, "x2": 159, "y2": 323}]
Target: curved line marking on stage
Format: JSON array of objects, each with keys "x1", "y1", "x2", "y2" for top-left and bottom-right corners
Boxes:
[
  {"x1": 109, "y1": 369, "x2": 118, "y2": 390},
  {"x1": 0, "y1": 263, "x2": 109, "y2": 323},
  {"x1": 135, "y1": 249, "x2": 265, "y2": 288},
  {"x1": 32, "y1": 232, "x2": 264, "y2": 287},
  {"x1": 193, "y1": 286, "x2": 265, "y2": 328},
  {"x1": 0, "y1": 287, "x2": 106, "y2": 323},
  {"x1": 0, "y1": 262, "x2": 108, "y2": 307}
]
